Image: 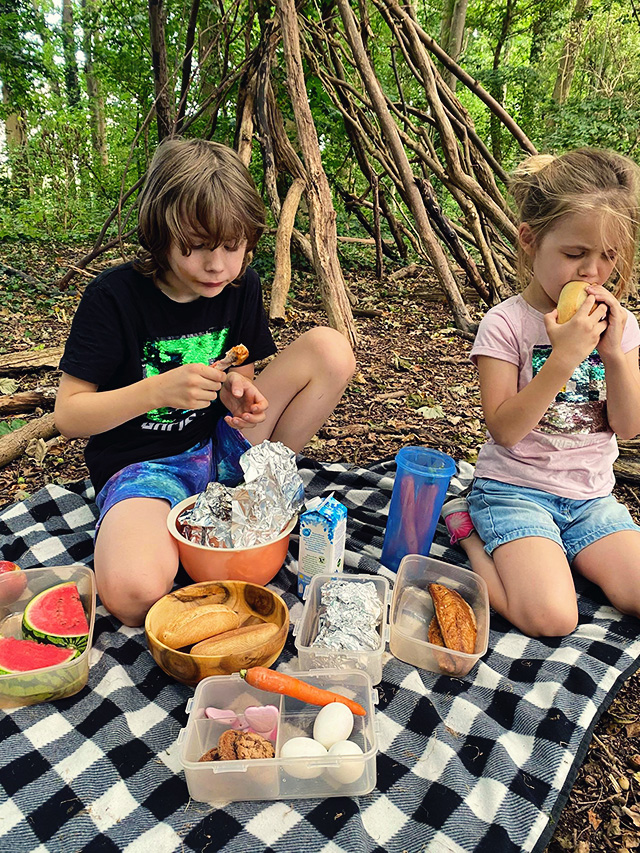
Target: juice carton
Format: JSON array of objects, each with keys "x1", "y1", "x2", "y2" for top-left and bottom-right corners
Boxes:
[{"x1": 297, "y1": 495, "x2": 347, "y2": 598}]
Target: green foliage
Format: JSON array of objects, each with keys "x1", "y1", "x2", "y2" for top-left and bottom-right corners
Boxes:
[
  {"x1": 0, "y1": 420, "x2": 28, "y2": 436},
  {"x1": 2, "y1": 0, "x2": 640, "y2": 257}
]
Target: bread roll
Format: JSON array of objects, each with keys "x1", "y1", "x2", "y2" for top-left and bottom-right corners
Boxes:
[
  {"x1": 556, "y1": 280, "x2": 593, "y2": 324},
  {"x1": 190, "y1": 622, "x2": 279, "y2": 656},
  {"x1": 428, "y1": 583, "x2": 477, "y2": 654},
  {"x1": 160, "y1": 603, "x2": 240, "y2": 649}
]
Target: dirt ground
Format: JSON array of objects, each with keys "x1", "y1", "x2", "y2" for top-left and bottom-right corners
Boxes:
[{"x1": 1, "y1": 241, "x2": 640, "y2": 851}]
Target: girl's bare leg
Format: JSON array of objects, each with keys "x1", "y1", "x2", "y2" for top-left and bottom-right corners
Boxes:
[
  {"x1": 573, "y1": 530, "x2": 640, "y2": 619},
  {"x1": 457, "y1": 533, "x2": 579, "y2": 637},
  {"x1": 249, "y1": 327, "x2": 355, "y2": 452},
  {"x1": 94, "y1": 497, "x2": 179, "y2": 626}
]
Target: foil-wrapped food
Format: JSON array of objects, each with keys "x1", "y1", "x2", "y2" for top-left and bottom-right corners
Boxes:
[
  {"x1": 312, "y1": 579, "x2": 382, "y2": 651},
  {"x1": 178, "y1": 440, "x2": 305, "y2": 548}
]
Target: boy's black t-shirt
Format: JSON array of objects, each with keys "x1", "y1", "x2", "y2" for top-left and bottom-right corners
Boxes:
[{"x1": 59, "y1": 262, "x2": 277, "y2": 493}]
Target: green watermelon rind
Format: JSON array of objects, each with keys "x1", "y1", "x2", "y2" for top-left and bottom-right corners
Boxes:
[
  {"x1": 21, "y1": 581, "x2": 89, "y2": 657},
  {"x1": 0, "y1": 665, "x2": 87, "y2": 704}
]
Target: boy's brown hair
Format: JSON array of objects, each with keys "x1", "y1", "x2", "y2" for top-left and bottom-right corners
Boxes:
[
  {"x1": 510, "y1": 147, "x2": 640, "y2": 297},
  {"x1": 135, "y1": 137, "x2": 266, "y2": 280}
]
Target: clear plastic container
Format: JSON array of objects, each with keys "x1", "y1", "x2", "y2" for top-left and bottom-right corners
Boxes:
[
  {"x1": 178, "y1": 669, "x2": 378, "y2": 802},
  {"x1": 293, "y1": 573, "x2": 390, "y2": 685},
  {"x1": 0, "y1": 565, "x2": 96, "y2": 708},
  {"x1": 389, "y1": 555, "x2": 489, "y2": 677}
]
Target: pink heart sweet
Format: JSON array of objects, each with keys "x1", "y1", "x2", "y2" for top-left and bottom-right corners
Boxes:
[
  {"x1": 244, "y1": 704, "x2": 279, "y2": 738},
  {"x1": 204, "y1": 707, "x2": 242, "y2": 728}
]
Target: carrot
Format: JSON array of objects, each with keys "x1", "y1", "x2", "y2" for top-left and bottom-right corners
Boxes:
[{"x1": 239, "y1": 666, "x2": 366, "y2": 716}]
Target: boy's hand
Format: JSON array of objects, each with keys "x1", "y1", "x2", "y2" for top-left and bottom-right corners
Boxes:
[
  {"x1": 545, "y1": 294, "x2": 608, "y2": 368},
  {"x1": 220, "y1": 371, "x2": 268, "y2": 429},
  {"x1": 153, "y1": 363, "x2": 226, "y2": 410}
]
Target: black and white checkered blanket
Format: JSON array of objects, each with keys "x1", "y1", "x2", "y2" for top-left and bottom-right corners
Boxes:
[{"x1": 2, "y1": 457, "x2": 640, "y2": 853}]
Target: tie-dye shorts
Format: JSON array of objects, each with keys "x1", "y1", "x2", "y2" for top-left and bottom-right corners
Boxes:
[{"x1": 94, "y1": 419, "x2": 251, "y2": 531}]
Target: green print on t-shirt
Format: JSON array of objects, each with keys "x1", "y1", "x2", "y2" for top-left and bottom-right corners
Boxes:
[
  {"x1": 142, "y1": 328, "x2": 229, "y2": 424},
  {"x1": 531, "y1": 344, "x2": 608, "y2": 434}
]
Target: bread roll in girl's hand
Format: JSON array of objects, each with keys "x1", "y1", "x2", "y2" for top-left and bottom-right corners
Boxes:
[{"x1": 556, "y1": 280, "x2": 596, "y2": 324}]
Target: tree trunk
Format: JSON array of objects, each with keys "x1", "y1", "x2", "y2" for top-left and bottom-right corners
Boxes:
[
  {"x1": 2, "y1": 82, "x2": 29, "y2": 196},
  {"x1": 489, "y1": 0, "x2": 514, "y2": 163},
  {"x1": 0, "y1": 347, "x2": 64, "y2": 373},
  {"x1": 62, "y1": 0, "x2": 82, "y2": 108},
  {"x1": 80, "y1": 0, "x2": 108, "y2": 168},
  {"x1": 552, "y1": 0, "x2": 592, "y2": 105},
  {"x1": 270, "y1": 177, "x2": 307, "y2": 321},
  {"x1": 445, "y1": 0, "x2": 469, "y2": 90},
  {"x1": 336, "y1": 0, "x2": 474, "y2": 333},
  {"x1": 0, "y1": 414, "x2": 59, "y2": 469},
  {"x1": 236, "y1": 73, "x2": 256, "y2": 167},
  {"x1": 275, "y1": 0, "x2": 358, "y2": 345},
  {"x1": 0, "y1": 390, "x2": 56, "y2": 415},
  {"x1": 176, "y1": 0, "x2": 201, "y2": 131},
  {"x1": 148, "y1": 0, "x2": 174, "y2": 140}
]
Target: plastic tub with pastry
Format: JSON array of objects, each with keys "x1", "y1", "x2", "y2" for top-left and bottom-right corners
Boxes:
[
  {"x1": 145, "y1": 580, "x2": 289, "y2": 686},
  {"x1": 389, "y1": 554, "x2": 489, "y2": 676},
  {"x1": 167, "y1": 496, "x2": 297, "y2": 586}
]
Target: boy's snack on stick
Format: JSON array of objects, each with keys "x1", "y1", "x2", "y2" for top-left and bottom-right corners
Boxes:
[
  {"x1": 556, "y1": 280, "x2": 596, "y2": 324},
  {"x1": 239, "y1": 666, "x2": 367, "y2": 716},
  {"x1": 212, "y1": 344, "x2": 249, "y2": 370}
]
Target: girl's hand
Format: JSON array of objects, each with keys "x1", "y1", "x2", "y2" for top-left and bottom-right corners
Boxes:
[
  {"x1": 153, "y1": 362, "x2": 225, "y2": 410},
  {"x1": 544, "y1": 294, "x2": 608, "y2": 368},
  {"x1": 586, "y1": 284, "x2": 626, "y2": 361},
  {"x1": 220, "y1": 371, "x2": 268, "y2": 429}
]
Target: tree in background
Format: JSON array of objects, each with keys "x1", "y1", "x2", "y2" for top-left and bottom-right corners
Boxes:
[{"x1": 2, "y1": 0, "x2": 640, "y2": 335}]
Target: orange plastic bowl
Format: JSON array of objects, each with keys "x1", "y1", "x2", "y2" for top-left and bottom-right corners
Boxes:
[{"x1": 167, "y1": 496, "x2": 297, "y2": 585}]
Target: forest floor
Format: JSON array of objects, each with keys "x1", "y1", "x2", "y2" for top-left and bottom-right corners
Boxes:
[{"x1": 1, "y1": 239, "x2": 640, "y2": 851}]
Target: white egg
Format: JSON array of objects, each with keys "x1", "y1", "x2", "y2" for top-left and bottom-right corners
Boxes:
[
  {"x1": 312, "y1": 702, "x2": 354, "y2": 749},
  {"x1": 280, "y1": 736, "x2": 327, "y2": 779},
  {"x1": 326, "y1": 740, "x2": 365, "y2": 784}
]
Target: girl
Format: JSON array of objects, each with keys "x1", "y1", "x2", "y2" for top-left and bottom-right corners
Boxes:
[
  {"x1": 54, "y1": 137, "x2": 355, "y2": 626},
  {"x1": 441, "y1": 148, "x2": 640, "y2": 637}
]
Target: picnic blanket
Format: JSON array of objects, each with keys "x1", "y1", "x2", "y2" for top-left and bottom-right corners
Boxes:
[{"x1": 2, "y1": 456, "x2": 640, "y2": 853}]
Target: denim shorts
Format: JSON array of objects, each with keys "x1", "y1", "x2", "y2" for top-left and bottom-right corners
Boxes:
[
  {"x1": 468, "y1": 477, "x2": 640, "y2": 564},
  {"x1": 94, "y1": 420, "x2": 251, "y2": 531}
]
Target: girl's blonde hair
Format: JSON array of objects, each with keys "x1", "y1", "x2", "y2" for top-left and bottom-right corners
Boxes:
[
  {"x1": 135, "y1": 137, "x2": 266, "y2": 280},
  {"x1": 510, "y1": 148, "x2": 640, "y2": 297}
]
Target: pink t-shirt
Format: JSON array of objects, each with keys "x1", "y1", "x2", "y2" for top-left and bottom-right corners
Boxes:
[{"x1": 470, "y1": 294, "x2": 640, "y2": 499}]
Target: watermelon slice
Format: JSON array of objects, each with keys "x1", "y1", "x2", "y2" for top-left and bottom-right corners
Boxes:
[
  {"x1": 0, "y1": 637, "x2": 75, "y2": 673},
  {"x1": 22, "y1": 581, "x2": 90, "y2": 656}
]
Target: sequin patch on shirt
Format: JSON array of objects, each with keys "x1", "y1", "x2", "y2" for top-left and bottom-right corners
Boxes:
[{"x1": 532, "y1": 345, "x2": 609, "y2": 434}]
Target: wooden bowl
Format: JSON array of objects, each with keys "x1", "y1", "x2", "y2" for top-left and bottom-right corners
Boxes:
[
  {"x1": 167, "y1": 497, "x2": 297, "y2": 586},
  {"x1": 145, "y1": 580, "x2": 289, "y2": 686}
]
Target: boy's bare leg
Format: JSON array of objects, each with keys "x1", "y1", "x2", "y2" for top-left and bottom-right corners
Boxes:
[
  {"x1": 458, "y1": 533, "x2": 579, "y2": 637},
  {"x1": 573, "y1": 530, "x2": 640, "y2": 619},
  {"x1": 94, "y1": 497, "x2": 179, "y2": 626},
  {"x1": 250, "y1": 327, "x2": 355, "y2": 452}
]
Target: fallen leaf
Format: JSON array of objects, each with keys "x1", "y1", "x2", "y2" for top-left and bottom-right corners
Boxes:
[
  {"x1": 588, "y1": 809, "x2": 602, "y2": 830},
  {"x1": 416, "y1": 405, "x2": 445, "y2": 419},
  {"x1": 627, "y1": 722, "x2": 640, "y2": 738},
  {"x1": 622, "y1": 805, "x2": 640, "y2": 828},
  {"x1": 0, "y1": 378, "x2": 19, "y2": 394},
  {"x1": 25, "y1": 438, "x2": 48, "y2": 465}
]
